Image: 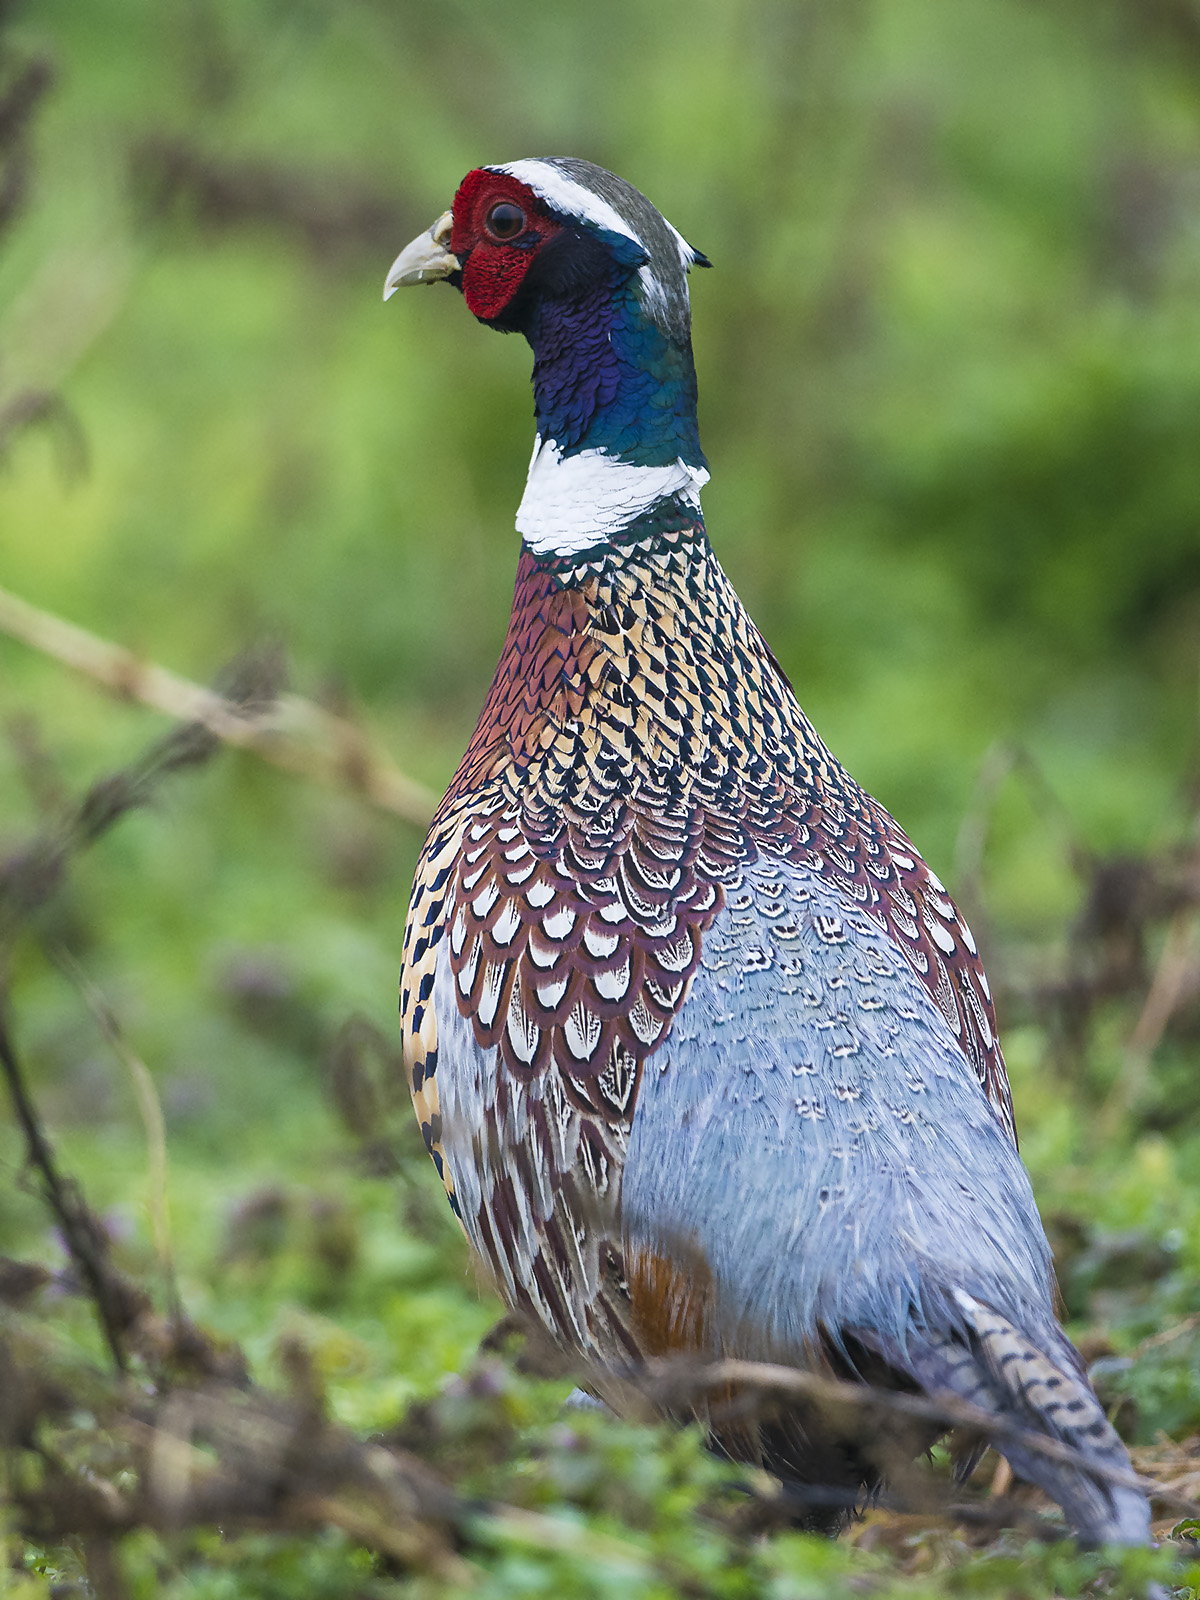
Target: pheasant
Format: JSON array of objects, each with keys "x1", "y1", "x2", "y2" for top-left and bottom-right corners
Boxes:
[{"x1": 386, "y1": 158, "x2": 1150, "y2": 1541}]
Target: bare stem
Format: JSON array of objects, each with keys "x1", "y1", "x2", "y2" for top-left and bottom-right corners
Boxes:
[
  {"x1": 0, "y1": 1000, "x2": 140, "y2": 1371},
  {"x1": 0, "y1": 583, "x2": 437, "y2": 828}
]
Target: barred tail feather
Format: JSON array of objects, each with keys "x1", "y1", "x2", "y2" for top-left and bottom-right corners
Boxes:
[{"x1": 903, "y1": 1290, "x2": 1150, "y2": 1545}]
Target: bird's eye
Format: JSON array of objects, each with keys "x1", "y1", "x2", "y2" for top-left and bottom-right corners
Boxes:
[{"x1": 485, "y1": 202, "x2": 526, "y2": 241}]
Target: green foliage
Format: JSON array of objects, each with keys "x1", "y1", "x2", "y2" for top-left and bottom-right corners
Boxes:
[{"x1": 3, "y1": 0, "x2": 1200, "y2": 1593}]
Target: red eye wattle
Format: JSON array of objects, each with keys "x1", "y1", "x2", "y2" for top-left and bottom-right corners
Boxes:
[
  {"x1": 486, "y1": 202, "x2": 526, "y2": 241},
  {"x1": 451, "y1": 170, "x2": 551, "y2": 319}
]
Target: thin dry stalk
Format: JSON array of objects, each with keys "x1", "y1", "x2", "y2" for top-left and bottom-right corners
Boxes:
[
  {"x1": 1103, "y1": 905, "x2": 1200, "y2": 1132},
  {"x1": 632, "y1": 1356, "x2": 1200, "y2": 1516},
  {"x1": 56, "y1": 952, "x2": 177, "y2": 1312},
  {"x1": 0, "y1": 1004, "x2": 145, "y2": 1370},
  {"x1": 0, "y1": 584, "x2": 437, "y2": 827}
]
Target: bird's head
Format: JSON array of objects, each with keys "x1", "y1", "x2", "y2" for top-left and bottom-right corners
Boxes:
[
  {"x1": 385, "y1": 158, "x2": 708, "y2": 343},
  {"x1": 385, "y1": 160, "x2": 711, "y2": 556}
]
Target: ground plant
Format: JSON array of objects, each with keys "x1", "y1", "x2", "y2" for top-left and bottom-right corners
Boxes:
[{"x1": 3, "y1": 2, "x2": 1200, "y2": 1594}]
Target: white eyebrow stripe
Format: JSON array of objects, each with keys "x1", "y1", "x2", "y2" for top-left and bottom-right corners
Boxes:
[
  {"x1": 491, "y1": 159, "x2": 644, "y2": 249},
  {"x1": 665, "y1": 219, "x2": 697, "y2": 267}
]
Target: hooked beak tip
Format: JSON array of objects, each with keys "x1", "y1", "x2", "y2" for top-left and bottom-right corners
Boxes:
[{"x1": 383, "y1": 209, "x2": 458, "y2": 300}]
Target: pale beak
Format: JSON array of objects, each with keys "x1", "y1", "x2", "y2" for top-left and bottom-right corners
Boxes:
[{"x1": 383, "y1": 210, "x2": 459, "y2": 299}]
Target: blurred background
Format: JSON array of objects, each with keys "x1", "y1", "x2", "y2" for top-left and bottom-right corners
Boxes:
[{"x1": 3, "y1": 0, "x2": 1200, "y2": 1584}]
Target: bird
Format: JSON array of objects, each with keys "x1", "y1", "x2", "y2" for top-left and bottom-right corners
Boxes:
[{"x1": 385, "y1": 157, "x2": 1151, "y2": 1542}]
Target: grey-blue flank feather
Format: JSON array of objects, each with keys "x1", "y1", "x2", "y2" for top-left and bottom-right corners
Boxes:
[
  {"x1": 432, "y1": 850, "x2": 1149, "y2": 1540},
  {"x1": 624, "y1": 856, "x2": 1050, "y2": 1356},
  {"x1": 624, "y1": 855, "x2": 1150, "y2": 1542}
]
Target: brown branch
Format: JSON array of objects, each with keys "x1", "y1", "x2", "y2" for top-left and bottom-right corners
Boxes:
[
  {"x1": 7, "y1": 1342, "x2": 659, "y2": 1584},
  {"x1": 630, "y1": 1356, "x2": 1200, "y2": 1516},
  {"x1": 132, "y1": 136, "x2": 410, "y2": 262},
  {"x1": 55, "y1": 951, "x2": 179, "y2": 1320},
  {"x1": 0, "y1": 1004, "x2": 145, "y2": 1370},
  {"x1": 1131, "y1": 1312, "x2": 1200, "y2": 1358},
  {"x1": 0, "y1": 656, "x2": 405, "y2": 1372},
  {"x1": 1126, "y1": 909, "x2": 1200, "y2": 1059},
  {"x1": 0, "y1": 584, "x2": 437, "y2": 827},
  {"x1": 1101, "y1": 896, "x2": 1200, "y2": 1132},
  {"x1": 0, "y1": 388, "x2": 87, "y2": 475},
  {"x1": 0, "y1": 702, "x2": 224, "y2": 945},
  {"x1": 0, "y1": 699, "x2": 259, "y2": 1370},
  {"x1": 0, "y1": 53, "x2": 54, "y2": 240}
]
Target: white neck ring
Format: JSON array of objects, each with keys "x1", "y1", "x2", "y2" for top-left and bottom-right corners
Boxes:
[{"x1": 515, "y1": 436, "x2": 708, "y2": 557}]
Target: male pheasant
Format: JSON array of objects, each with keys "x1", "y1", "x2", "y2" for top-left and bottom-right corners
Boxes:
[{"x1": 386, "y1": 158, "x2": 1150, "y2": 1540}]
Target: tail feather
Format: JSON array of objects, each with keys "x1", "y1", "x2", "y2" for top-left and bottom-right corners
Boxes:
[{"x1": 902, "y1": 1290, "x2": 1150, "y2": 1545}]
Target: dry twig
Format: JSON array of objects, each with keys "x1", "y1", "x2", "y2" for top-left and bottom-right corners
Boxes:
[
  {"x1": 1103, "y1": 898, "x2": 1200, "y2": 1130},
  {"x1": 0, "y1": 1005, "x2": 146, "y2": 1370},
  {"x1": 630, "y1": 1356, "x2": 1200, "y2": 1518},
  {"x1": 0, "y1": 584, "x2": 437, "y2": 826},
  {"x1": 55, "y1": 951, "x2": 178, "y2": 1314}
]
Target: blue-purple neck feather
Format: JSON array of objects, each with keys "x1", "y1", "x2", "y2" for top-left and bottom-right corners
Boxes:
[{"x1": 523, "y1": 229, "x2": 706, "y2": 473}]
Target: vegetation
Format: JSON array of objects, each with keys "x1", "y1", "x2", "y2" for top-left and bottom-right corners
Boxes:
[{"x1": 3, "y1": 0, "x2": 1200, "y2": 1592}]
